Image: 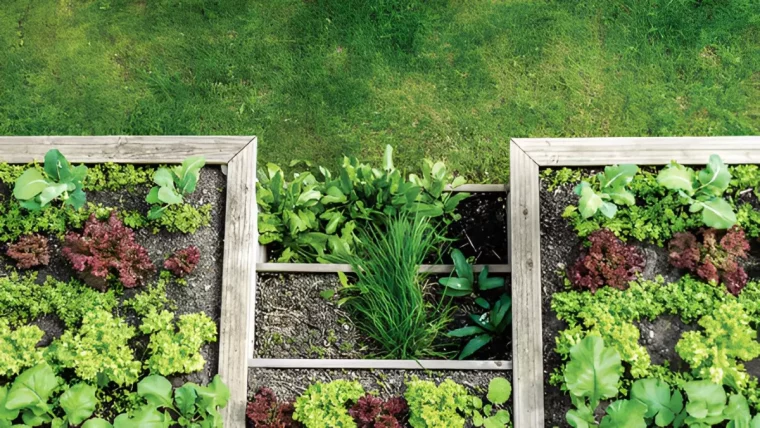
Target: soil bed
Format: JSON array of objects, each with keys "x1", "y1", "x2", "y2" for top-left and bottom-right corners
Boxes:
[
  {"x1": 4, "y1": 166, "x2": 226, "y2": 387},
  {"x1": 539, "y1": 173, "x2": 760, "y2": 426},
  {"x1": 254, "y1": 273, "x2": 512, "y2": 361},
  {"x1": 247, "y1": 368, "x2": 512, "y2": 428}
]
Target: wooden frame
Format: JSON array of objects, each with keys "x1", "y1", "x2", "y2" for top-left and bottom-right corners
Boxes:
[
  {"x1": 0, "y1": 136, "x2": 257, "y2": 428},
  {"x1": 509, "y1": 136, "x2": 760, "y2": 427},
  {"x1": 251, "y1": 183, "x2": 513, "y2": 371}
]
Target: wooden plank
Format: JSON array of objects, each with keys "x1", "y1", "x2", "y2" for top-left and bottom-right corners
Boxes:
[
  {"x1": 446, "y1": 183, "x2": 508, "y2": 192},
  {"x1": 256, "y1": 263, "x2": 512, "y2": 274},
  {"x1": 510, "y1": 140, "x2": 543, "y2": 427},
  {"x1": 248, "y1": 358, "x2": 511, "y2": 371},
  {"x1": 0, "y1": 136, "x2": 251, "y2": 164},
  {"x1": 514, "y1": 136, "x2": 760, "y2": 166},
  {"x1": 219, "y1": 139, "x2": 257, "y2": 428}
]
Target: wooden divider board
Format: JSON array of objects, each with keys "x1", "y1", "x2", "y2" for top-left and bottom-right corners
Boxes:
[
  {"x1": 0, "y1": 136, "x2": 256, "y2": 428},
  {"x1": 509, "y1": 136, "x2": 760, "y2": 427}
]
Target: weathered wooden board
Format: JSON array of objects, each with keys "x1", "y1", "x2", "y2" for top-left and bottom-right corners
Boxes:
[
  {"x1": 514, "y1": 136, "x2": 760, "y2": 166},
  {"x1": 248, "y1": 358, "x2": 512, "y2": 370},
  {"x1": 255, "y1": 262, "x2": 512, "y2": 274},
  {"x1": 509, "y1": 141, "x2": 543, "y2": 427},
  {"x1": 0, "y1": 136, "x2": 251, "y2": 164},
  {"x1": 218, "y1": 139, "x2": 257, "y2": 427}
]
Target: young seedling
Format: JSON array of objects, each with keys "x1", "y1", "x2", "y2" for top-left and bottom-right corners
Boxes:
[
  {"x1": 448, "y1": 293, "x2": 511, "y2": 359},
  {"x1": 439, "y1": 249, "x2": 505, "y2": 297},
  {"x1": 573, "y1": 164, "x2": 638, "y2": 219},
  {"x1": 13, "y1": 149, "x2": 88, "y2": 210},
  {"x1": 657, "y1": 154, "x2": 736, "y2": 229},
  {"x1": 146, "y1": 156, "x2": 205, "y2": 219}
]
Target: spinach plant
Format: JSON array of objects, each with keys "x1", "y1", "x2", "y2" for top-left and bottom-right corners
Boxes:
[
  {"x1": 657, "y1": 154, "x2": 736, "y2": 228},
  {"x1": 257, "y1": 145, "x2": 469, "y2": 262},
  {"x1": 448, "y1": 293, "x2": 511, "y2": 360},
  {"x1": 574, "y1": 164, "x2": 638, "y2": 219},
  {"x1": 13, "y1": 149, "x2": 88, "y2": 211},
  {"x1": 146, "y1": 156, "x2": 205, "y2": 219},
  {"x1": 439, "y1": 248, "x2": 505, "y2": 298},
  {"x1": 0, "y1": 362, "x2": 98, "y2": 427},
  {"x1": 469, "y1": 377, "x2": 512, "y2": 428}
]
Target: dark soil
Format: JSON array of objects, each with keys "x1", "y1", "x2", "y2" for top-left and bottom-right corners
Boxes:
[
  {"x1": 247, "y1": 368, "x2": 512, "y2": 428},
  {"x1": 254, "y1": 273, "x2": 512, "y2": 361},
  {"x1": 5, "y1": 166, "x2": 226, "y2": 387},
  {"x1": 447, "y1": 192, "x2": 509, "y2": 264}
]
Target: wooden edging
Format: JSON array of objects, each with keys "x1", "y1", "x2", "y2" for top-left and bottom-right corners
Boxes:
[
  {"x1": 446, "y1": 183, "x2": 508, "y2": 192},
  {"x1": 0, "y1": 136, "x2": 255, "y2": 428},
  {"x1": 509, "y1": 136, "x2": 760, "y2": 427},
  {"x1": 248, "y1": 358, "x2": 511, "y2": 370},
  {"x1": 256, "y1": 263, "x2": 511, "y2": 274}
]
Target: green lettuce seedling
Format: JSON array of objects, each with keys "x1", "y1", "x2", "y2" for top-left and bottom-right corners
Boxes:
[
  {"x1": 439, "y1": 249, "x2": 505, "y2": 297},
  {"x1": 574, "y1": 164, "x2": 638, "y2": 219},
  {"x1": 146, "y1": 156, "x2": 205, "y2": 219},
  {"x1": 657, "y1": 154, "x2": 736, "y2": 228},
  {"x1": 13, "y1": 149, "x2": 88, "y2": 210}
]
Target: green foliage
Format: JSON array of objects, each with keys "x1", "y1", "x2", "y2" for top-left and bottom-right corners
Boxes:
[
  {"x1": 258, "y1": 145, "x2": 468, "y2": 262},
  {"x1": 146, "y1": 157, "x2": 205, "y2": 220},
  {"x1": 139, "y1": 310, "x2": 217, "y2": 376},
  {"x1": 405, "y1": 378, "x2": 472, "y2": 428},
  {"x1": 600, "y1": 399, "x2": 647, "y2": 428},
  {"x1": 574, "y1": 164, "x2": 638, "y2": 219},
  {"x1": 541, "y1": 168, "x2": 585, "y2": 192},
  {"x1": 124, "y1": 271, "x2": 174, "y2": 318},
  {"x1": 13, "y1": 149, "x2": 88, "y2": 211},
  {"x1": 676, "y1": 301, "x2": 760, "y2": 390},
  {"x1": 630, "y1": 378, "x2": 684, "y2": 427},
  {"x1": 682, "y1": 380, "x2": 727, "y2": 426},
  {"x1": 46, "y1": 309, "x2": 142, "y2": 387},
  {"x1": 469, "y1": 377, "x2": 512, "y2": 428},
  {"x1": 334, "y1": 214, "x2": 454, "y2": 359},
  {"x1": 448, "y1": 293, "x2": 511, "y2": 360},
  {"x1": 150, "y1": 203, "x2": 212, "y2": 234},
  {"x1": 487, "y1": 377, "x2": 511, "y2": 406},
  {"x1": 564, "y1": 336, "x2": 622, "y2": 410},
  {"x1": 0, "y1": 319, "x2": 44, "y2": 378},
  {"x1": 83, "y1": 163, "x2": 154, "y2": 192},
  {"x1": 293, "y1": 380, "x2": 365, "y2": 428},
  {"x1": 657, "y1": 155, "x2": 736, "y2": 229},
  {"x1": 438, "y1": 248, "x2": 505, "y2": 297}
]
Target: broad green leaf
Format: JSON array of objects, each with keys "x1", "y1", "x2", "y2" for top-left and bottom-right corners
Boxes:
[
  {"x1": 683, "y1": 380, "x2": 726, "y2": 426},
  {"x1": 448, "y1": 326, "x2": 485, "y2": 337},
  {"x1": 146, "y1": 187, "x2": 161, "y2": 204},
  {"x1": 576, "y1": 183, "x2": 603, "y2": 219},
  {"x1": 113, "y1": 405, "x2": 167, "y2": 428},
  {"x1": 178, "y1": 156, "x2": 205, "y2": 181},
  {"x1": 38, "y1": 183, "x2": 68, "y2": 207},
  {"x1": 631, "y1": 378, "x2": 683, "y2": 427},
  {"x1": 13, "y1": 169, "x2": 49, "y2": 201},
  {"x1": 319, "y1": 289, "x2": 335, "y2": 300},
  {"x1": 320, "y1": 186, "x2": 346, "y2": 204},
  {"x1": 137, "y1": 375, "x2": 173, "y2": 408},
  {"x1": 567, "y1": 402, "x2": 596, "y2": 428},
  {"x1": 439, "y1": 277, "x2": 473, "y2": 294},
  {"x1": 175, "y1": 384, "x2": 197, "y2": 417},
  {"x1": 82, "y1": 418, "x2": 114, "y2": 428},
  {"x1": 451, "y1": 249, "x2": 473, "y2": 283},
  {"x1": 657, "y1": 163, "x2": 695, "y2": 194},
  {"x1": 483, "y1": 410, "x2": 511, "y2": 428},
  {"x1": 153, "y1": 168, "x2": 174, "y2": 188},
  {"x1": 66, "y1": 187, "x2": 86, "y2": 210},
  {"x1": 700, "y1": 198, "x2": 737, "y2": 229},
  {"x1": 487, "y1": 377, "x2": 512, "y2": 405},
  {"x1": 383, "y1": 144, "x2": 394, "y2": 171},
  {"x1": 22, "y1": 408, "x2": 52, "y2": 426},
  {"x1": 59, "y1": 383, "x2": 97, "y2": 425},
  {"x1": 44, "y1": 149, "x2": 65, "y2": 181},
  {"x1": 444, "y1": 192, "x2": 469, "y2": 212},
  {"x1": 0, "y1": 386, "x2": 19, "y2": 421},
  {"x1": 194, "y1": 375, "x2": 230, "y2": 413},
  {"x1": 600, "y1": 399, "x2": 647, "y2": 428},
  {"x1": 6, "y1": 363, "x2": 59, "y2": 411},
  {"x1": 410, "y1": 202, "x2": 444, "y2": 217},
  {"x1": 147, "y1": 206, "x2": 167, "y2": 220},
  {"x1": 599, "y1": 201, "x2": 618, "y2": 219},
  {"x1": 458, "y1": 334, "x2": 492, "y2": 360},
  {"x1": 725, "y1": 394, "x2": 751, "y2": 428},
  {"x1": 479, "y1": 276, "x2": 505, "y2": 291},
  {"x1": 69, "y1": 164, "x2": 88, "y2": 183},
  {"x1": 451, "y1": 176, "x2": 466, "y2": 188},
  {"x1": 475, "y1": 297, "x2": 490, "y2": 309},
  {"x1": 606, "y1": 187, "x2": 636, "y2": 206},
  {"x1": 20, "y1": 199, "x2": 42, "y2": 211},
  {"x1": 564, "y1": 336, "x2": 622, "y2": 408},
  {"x1": 599, "y1": 164, "x2": 638, "y2": 189},
  {"x1": 178, "y1": 172, "x2": 198, "y2": 195},
  {"x1": 157, "y1": 187, "x2": 183, "y2": 205},
  {"x1": 296, "y1": 189, "x2": 321, "y2": 207},
  {"x1": 324, "y1": 212, "x2": 344, "y2": 235},
  {"x1": 698, "y1": 154, "x2": 731, "y2": 196}
]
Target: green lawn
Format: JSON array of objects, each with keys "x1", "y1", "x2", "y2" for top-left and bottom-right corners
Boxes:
[{"x1": 0, "y1": 0, "x2": 757, "y2": 182}]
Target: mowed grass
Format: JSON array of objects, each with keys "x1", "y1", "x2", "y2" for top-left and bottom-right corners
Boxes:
[{"x1": 0, "y1": 0, "x2": 758, "y2": 182}]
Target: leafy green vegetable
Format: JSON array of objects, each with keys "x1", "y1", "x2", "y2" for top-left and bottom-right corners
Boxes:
[
  {"x1": 439, "y1": 249, "x2": 505, "y2": 297},
  {"x1": 573, "y1": 164, "x2": 638, "y2": 219},
  {"x1": 486, "y1": 377, "x2": 511, "y2": 405},
  {"x1": 13, "y1": 149, "x2": 88, "y2": 211},
  {"x1": 146, "y1": 156, "x2": 205, "y2": 219},
  {"x1": 59, "y1": 383, "x2": 98, "y2": 425},
  {"x1": 564, "y1": 336, "x2": 621, "y2": 409},
  {"x1": 630, "y1": 378, "x2": 683, "y2": 427},
  {"x1": 599, "y1": 399, "x2": 647, "y2": 428},
  {"x1": 448, "y1": 293, "x2": 511, "y2": 359},
  {"x1": 682, "y1": 380, "x2": 726, "y2": 426}
]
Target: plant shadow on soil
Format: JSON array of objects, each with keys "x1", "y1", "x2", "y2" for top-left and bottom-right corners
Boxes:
[
  {"x1": 540, "y1": 175, "x2": 760, "y2": 426},
  {"x1": 4, "y1": 166, "x2": 226, "y2": 388}
]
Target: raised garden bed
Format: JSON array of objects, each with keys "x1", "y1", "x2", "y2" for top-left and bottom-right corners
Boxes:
[
  {"x1": 0, "y1": 137, "x2": 257, "y2": 427},
  {"x1": 509, "y1": 136, "x2": 760, "y2": 427}
]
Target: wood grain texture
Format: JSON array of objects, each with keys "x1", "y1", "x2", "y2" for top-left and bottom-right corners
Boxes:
[
  {"x1": 248, "y1": 358, "x2": 511, "y2": 370},
  {"x1": 256, "y1": 262, "x2": 511, "y2": 274},
  {"x1": 510, "y1": 140, "x2": 544, "y2": 427},
  {"x1": 219, "y1": 139, "x2": 257, "y2": 428},
  {"x1": 514, "y1": 136, "x2": 760, "y2": 166},
  {"x1": 0, "y1": 136, "x2": 251, "y2": 164}
]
